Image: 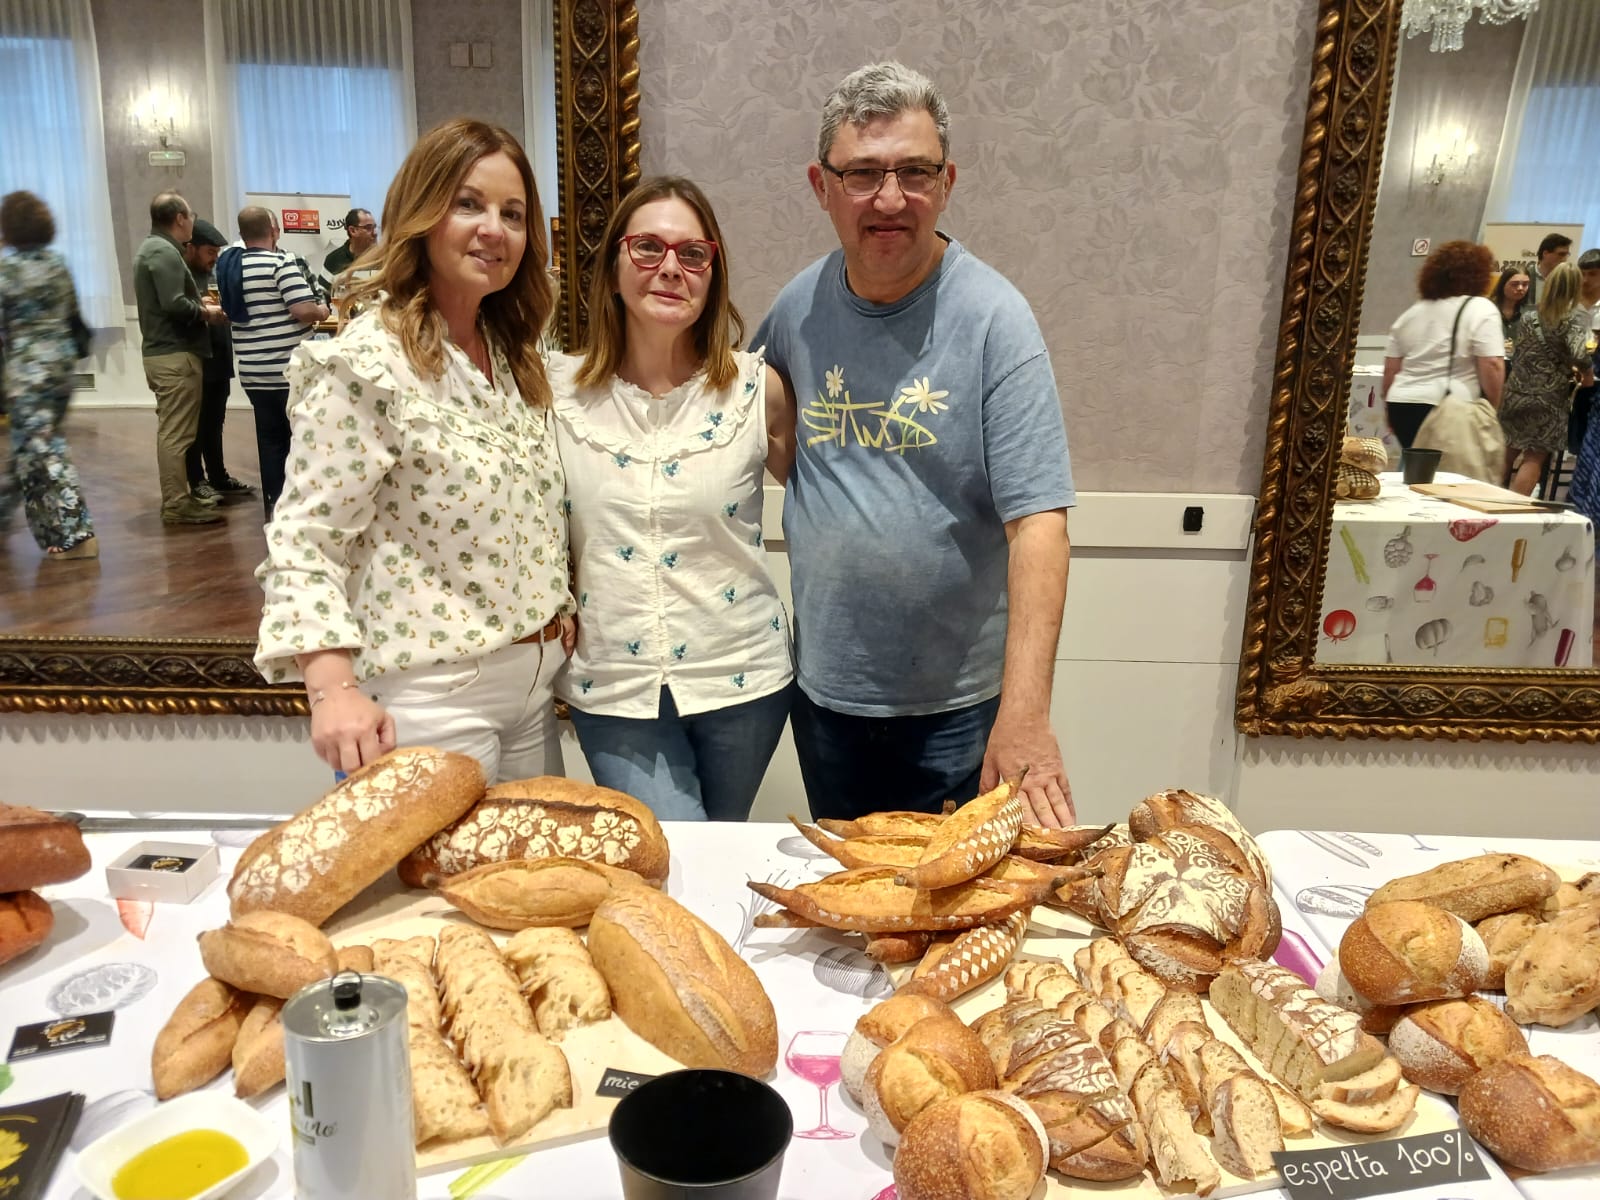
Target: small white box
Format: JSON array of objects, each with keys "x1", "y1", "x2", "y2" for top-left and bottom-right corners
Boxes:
[{"x1": 105, "y1": 841, "x2": 219, "y2": 903}]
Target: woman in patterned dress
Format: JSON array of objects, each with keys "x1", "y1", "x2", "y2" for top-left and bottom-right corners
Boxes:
[
  {"x1": 255, "y1": 120, "x2": 572, "y2": 782},
  {"x1": 0, "y1": 191, "x2": 96, "y2": 558},
  {"x1": 1500, "y1": 263, "x2": 1594, "y2": 495},
  {"x1": 549, "y1": 177, "x2": 797, "y2": 820}
]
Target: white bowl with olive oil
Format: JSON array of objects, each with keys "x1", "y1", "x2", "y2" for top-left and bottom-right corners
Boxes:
[{"x1": 75, "y1": 1092, "x2": 279, "y2": 1200}]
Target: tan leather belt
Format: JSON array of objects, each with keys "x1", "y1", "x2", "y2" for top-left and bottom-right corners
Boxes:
[{"x1": 514, "y1": 617, "x2": 563, "y2": 645}]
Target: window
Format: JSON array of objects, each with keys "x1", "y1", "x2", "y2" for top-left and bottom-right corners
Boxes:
[{"x1": 0, "y1": 2, "x2": 124, "y2": 328}]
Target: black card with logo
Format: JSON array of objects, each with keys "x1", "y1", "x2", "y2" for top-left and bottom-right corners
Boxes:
[
  {"x1": 126, "y1": 853, "x2": 198, "y2": 872},
  {"x1": 0, "y1": 1091, "x2": 84, "y2": 1200},
  {"x1": 7, "y1": 1012, "x2": 114, "y2": 1062},
  {"x1": 596, "y1": 1067, "x2": 657, "y2": 1098}
]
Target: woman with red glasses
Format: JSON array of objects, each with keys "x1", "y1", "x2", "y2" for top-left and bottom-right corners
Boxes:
[{"x1": 550, "y1": 176, "x2": 796, "y2": 821}]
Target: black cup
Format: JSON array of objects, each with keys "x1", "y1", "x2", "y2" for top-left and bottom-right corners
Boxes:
[
  {"x1": 609, "y1": 1069, "x2": 793, "y2": 1199},
  {"x1": 1401, "y1": 446, "x2": 1442, "y2": 484}
]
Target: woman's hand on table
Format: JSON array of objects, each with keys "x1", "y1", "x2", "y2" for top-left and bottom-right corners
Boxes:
[{"x1": 310, "y1": 688, "x2": 397, "y2": 772}]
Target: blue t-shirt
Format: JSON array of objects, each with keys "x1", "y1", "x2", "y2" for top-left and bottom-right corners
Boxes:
[{"x1": 754, "y1": 237, "x2": 1075, "y2": 717}]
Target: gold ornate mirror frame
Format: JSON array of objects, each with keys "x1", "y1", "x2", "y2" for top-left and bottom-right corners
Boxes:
[
  {"x1": 1236, "y1": 0, "x2": 1600, "y2": 741},
  {"x1": 0, "y1": 0, "x2": 641, "y2": 716}
]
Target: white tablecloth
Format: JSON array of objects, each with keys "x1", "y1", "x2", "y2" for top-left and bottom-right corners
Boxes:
[
  {"x1": 1260, "y1": 830, "x2": 1600, "y2": 1200},
  {"x1": 1318, "y1": 473, "x2": 1595, "y2": 667},
  {"x1": 1347, "y1": 363, "x2": 1401, "y2": 465},
  {"x1": 9, "y1": 820, "x2": 1536, "y2": 1200}
]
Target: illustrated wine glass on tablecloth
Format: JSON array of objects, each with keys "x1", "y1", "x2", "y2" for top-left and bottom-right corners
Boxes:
[{"x1": 785, "y1": 1030, "x2": 854, "y2": 1140}]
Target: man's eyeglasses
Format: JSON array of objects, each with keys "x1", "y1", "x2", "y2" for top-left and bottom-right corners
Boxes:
[
  {"x1": 820, "y1": 160, "x2": 947, "y2": 197},
  {"x1": 620, "y1": 233, "x2": 717, "y2": 273},
  {"x1": 353, "y1": 223, "x2": 377, "y2": 233}
]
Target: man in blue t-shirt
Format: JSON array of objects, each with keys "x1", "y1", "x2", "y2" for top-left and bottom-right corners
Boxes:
[{"x1": 754, "y1": 61, "x2": 1076, "y2": 827}]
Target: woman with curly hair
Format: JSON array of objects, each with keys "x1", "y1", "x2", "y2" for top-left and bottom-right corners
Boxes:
[
  {"x1": 1381, "y1": 240, "x2": 1504, "y2": 450},
  {"x1": 255, "y1": 119, "x2": 571, "y2": 781},
  {"x1": 1500, "y1": 262, "x2": 1593, "y2": 495},
  {"x1": 0, "y1": 190, "x2": 96, "y2": 558}
]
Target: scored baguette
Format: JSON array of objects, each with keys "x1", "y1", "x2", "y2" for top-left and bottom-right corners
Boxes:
[
  {"x1": 894, "y1": 777, "x2": 1025, "y2": 890},
  {"x1": 232, "y1": 997, "x2": 285, "y2": 1098},
  {"x1": 229, "y1": 747, "x2": 484, "y2": 925},
  {"x1": 902, "y1": 912, "x2": 1028, "y2": 1003},
  {"x1": 152, "y1": 977, "x2": 250, "y2": 1100},
  {"x1": 197, "y1": 910, "x2": 338, "y2": 999}
]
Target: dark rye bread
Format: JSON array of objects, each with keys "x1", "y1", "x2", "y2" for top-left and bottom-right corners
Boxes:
[{"x1": 399, "y1": 776, "x2": 669, "y2": 887}]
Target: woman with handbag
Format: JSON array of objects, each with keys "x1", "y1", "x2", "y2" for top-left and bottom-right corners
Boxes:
[
  {"x1": 1381, "y1": 241, "x2": 1504, "y2": 451},
  {"x1": 0, "y1": 190, "x2": 96, "y2": 559},
  {"x1": 1500, "y1": 263, "x2": 1593, "y2": 495}
]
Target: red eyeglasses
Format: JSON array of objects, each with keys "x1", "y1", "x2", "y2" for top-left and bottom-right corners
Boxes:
[{"x1": 620, "y1": 233, "x2": 718, "y2": 273}]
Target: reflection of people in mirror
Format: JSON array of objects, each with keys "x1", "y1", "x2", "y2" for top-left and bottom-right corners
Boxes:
[
  {"x1": 549, "y1": 178, "x2": 796, "y2": 823},
  {"x1": 0, "y1": 190, "x2": 98, "y2": 559},
  {"x1": 1491, "y1": 265, "x2": 1531, "y2": 346},
  {"x1": 255, "y1": 119, "x2": 571, "y2": 782},
  {"x1": 1500, "y1": 263, "x2": 1593, "y2": 495},
  {"x1": 1380, "y1": 240, "x2": 1504, "y2": 451}
]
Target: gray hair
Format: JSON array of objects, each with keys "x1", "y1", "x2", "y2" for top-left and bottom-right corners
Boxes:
[
  {"x1": 1579, "y1": 248, "x2": 1600, "y2": 271},
  {"x1": 817, "y1": 62, "x2": 950, "y2": 164},
  {"x1": 149, "y1": 190, "x2": 190, "y2": 229}
]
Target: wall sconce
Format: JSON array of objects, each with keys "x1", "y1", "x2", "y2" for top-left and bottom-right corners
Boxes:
[
  {"x1": 1420, "y1": 127, "x2": 1478, "y2": 186},
  {"x1": 132, "y1": 89, "x2": 186, "y2": 168}
]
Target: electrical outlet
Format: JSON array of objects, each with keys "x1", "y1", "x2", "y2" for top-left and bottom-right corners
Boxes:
[{"x1": 449, "y1": 42, "x2": 470, "y2": 68}]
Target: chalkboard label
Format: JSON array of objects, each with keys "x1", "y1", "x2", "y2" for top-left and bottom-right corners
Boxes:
[
  {"x1": 597, "y1": 1068, "x2": 657, "y2": 1098},
  {"x1": 1273, "y1": 1128, "x2": 1491, "y2": 1200}
]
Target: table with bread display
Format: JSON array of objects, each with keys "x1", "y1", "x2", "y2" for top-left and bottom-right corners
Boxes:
[{"x1": 2, "y1": 760, "x2": 1596, "y2": 1200}]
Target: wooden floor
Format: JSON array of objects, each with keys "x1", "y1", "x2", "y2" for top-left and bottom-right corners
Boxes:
[{"x1": 1, "y1": 408, "x2": 267, "y2": 639}]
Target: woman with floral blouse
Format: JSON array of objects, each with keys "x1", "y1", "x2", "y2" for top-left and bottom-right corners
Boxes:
[
  {"x1": 550, "y1": 177, "x2": 797, "y2": 820},
  {"x1": 255, "y1": 119, "x2": 572, "y2": 781}
]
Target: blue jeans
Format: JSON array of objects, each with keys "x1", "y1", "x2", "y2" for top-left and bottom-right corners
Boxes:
[
  {"x1": 791, "y1": 689, "x2": 1001, "y2": 821},
  {"x1": 569, "y1": 683, "x2": 794, "y2": 822}
]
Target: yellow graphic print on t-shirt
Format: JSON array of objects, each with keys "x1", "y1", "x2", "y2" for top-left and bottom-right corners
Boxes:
[{"x1": 801, "y1": 364, "x2": 949, "y2": 454}]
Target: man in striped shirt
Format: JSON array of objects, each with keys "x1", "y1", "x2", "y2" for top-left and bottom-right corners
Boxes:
[{"x1": 233, "y1": 205, "x2": 328, "y2": 520}]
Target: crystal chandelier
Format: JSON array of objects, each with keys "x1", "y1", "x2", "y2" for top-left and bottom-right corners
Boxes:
[{"x1": 1401, "y1": 0, "x2": 1541, "y2": 52}]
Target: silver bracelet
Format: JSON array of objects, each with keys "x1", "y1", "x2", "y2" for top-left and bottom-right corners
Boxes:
[{"x1": 308, "y1": 680, "x2": 361, "y2": 708}]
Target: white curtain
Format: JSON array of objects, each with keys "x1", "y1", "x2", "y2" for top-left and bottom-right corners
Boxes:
[
  {"x1": 205, "y1": 0, "x2": 416, "y2": 238},
  {"x1": 0, "y1": 0, "x2": 124, "y2": 329},
  {"x1": 1484, "y1": 0, "x2": 1600, "y2": 245}
]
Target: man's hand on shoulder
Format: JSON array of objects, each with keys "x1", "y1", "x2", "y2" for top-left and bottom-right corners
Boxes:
[{"x1": 980, "y1": 708, "x2": 1074, "y2": 827}]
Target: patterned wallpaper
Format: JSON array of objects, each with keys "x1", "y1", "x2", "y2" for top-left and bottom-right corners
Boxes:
[
  {"x1": 637, "y1": 0, "x2": 1317, "y2": 494},
  {"x1": 410, "y1": 0, "x2": 525, "y2": 136}
]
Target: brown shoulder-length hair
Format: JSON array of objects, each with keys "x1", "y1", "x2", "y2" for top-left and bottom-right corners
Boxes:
[
  {"x1": 577, "y1": 176, "x2": 744, "y2": 392},
  {"x1": 1417, "y1": 240, "x2": 1494, "y2": 301},
  {"x1": 344, "y1": 118, "x2": 553, "y2": 407},
  {"x1": 0, "y1": 191, "x2": 55, "y2": 250}
]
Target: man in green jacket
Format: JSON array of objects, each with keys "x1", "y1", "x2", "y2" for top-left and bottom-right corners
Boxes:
[{"x1": 133, "y1": 191, "x2": 227, "y2": 524}]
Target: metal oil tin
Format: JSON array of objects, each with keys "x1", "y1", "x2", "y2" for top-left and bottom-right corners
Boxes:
[{"x1": 282, "y1": 970, "x2": 416, "y2": 1199}]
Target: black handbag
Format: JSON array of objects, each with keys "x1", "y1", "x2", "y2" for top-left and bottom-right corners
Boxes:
[{"x1": 67, "y1": 308, "x2": 92, "y2": 360}]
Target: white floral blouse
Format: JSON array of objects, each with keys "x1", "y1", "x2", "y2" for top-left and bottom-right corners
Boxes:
[
  {"x1": 550, "y1": 350, "x2": 792, "y2": 717},
  {"x1": 255, "y1": 311, "x2": 571, "y2": 685}
]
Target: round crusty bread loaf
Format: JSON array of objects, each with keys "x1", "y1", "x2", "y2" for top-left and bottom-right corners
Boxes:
[
  {"x1": 587, "y1": 885, "x2": 776, "y2": 1078},
  {"x1": 1387, "y1": 996, "x2": 1527, "y2": 1095},
  {"x1": 229, "y1": 746, "x2": 484, "y2": 925},
  {"x1": 1475, "y1": 910, "x2": 1542, "y2": 991},
  {"x1": 198, "y1": 910, "x2": 339, "y2": 999},
  {"x1": 1504, "y1": 903, "x2": 1600, "y2": 1026},
  {"x1": 893, "y1": 1089, "x2": 1049, "y2": 1200},
  {"x1": 399, "y1": 775, "x2": 669, "y2": 887},
  {"x1": 0, "y1": 890, "x2": 54, "y2": 967},
  {"x1": 1367, "y1": 853, "x2": 1560, "y2": 923},
  {"x1": 1460, "y1": 1054, "x2": 1600, "y2": 1171},
  {"x1": 863, "y1": 1013, "x2": 997, "y2": 1145},
  {"x1": 841, "y1": 992, "x2": 954, "y2": 1104},
  {"x1": 1338, "y1": 900, "x2": 1487, "y2": 1005}
]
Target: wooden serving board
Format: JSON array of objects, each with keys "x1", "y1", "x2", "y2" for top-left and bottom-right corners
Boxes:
[
  {"x1": 1409, "y1": 481, "x2": 1567, "y2": 513},
  {"x1": 927, "y1": 905, "x2": 1463, "y2": 1200},
  {"x1": 323, "y1": 879, "x2": 682, "y2": 1177}
]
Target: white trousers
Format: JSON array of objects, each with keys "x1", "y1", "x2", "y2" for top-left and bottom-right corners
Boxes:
[{"x1": 365, "y1": 640, "x2": 566, "y2": 784}]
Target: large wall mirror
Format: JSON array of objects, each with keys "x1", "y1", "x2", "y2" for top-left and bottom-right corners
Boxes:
[
  {"x1": 1238, "y1": 0, "x2": 1600, "y2": 739},
  {"x1": 0, "y1": 0, "x2": 639, "y2": 715}
]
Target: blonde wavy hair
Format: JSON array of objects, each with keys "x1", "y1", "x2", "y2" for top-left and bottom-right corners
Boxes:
[
  {"x1": 1536, "y1": 261, "x2": 1582, "y2": 330},
  {"x1": 577, "y1": 176, "x2": 743, "y2": 392},
  {"x1": 344, "y1": 118, "x2": 553, "y2": 407}
]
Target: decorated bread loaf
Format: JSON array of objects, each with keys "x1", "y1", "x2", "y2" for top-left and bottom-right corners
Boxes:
[
  {"x1": 1126, "y1": 789, "x2": 1271, "y2": 889},
  {"x1": 587, "y1": 885, "x2": 777, "y2": 1077},
  {"x1": 901, "y1": 911, "x2": 1028, "y2": 1003},
  {"x1": 1338, "y1": 900, "x2": 1488, "y2": 1004},
  {"x1": 229, "y1": 747, "x2": 484, "y2": 925},
  {"x1": 400, "y1": 776, "x2": 668, "y2": 888},
  {"x1": 0, "y1": 804, "x2": 91, "y2": 893},
  {"x1": 892, "y1": 1090, "x2": 1049, "y2": 1200},
  {"x1": 1367, "y1": 853, "x2": 1561, "y2": 923}
]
